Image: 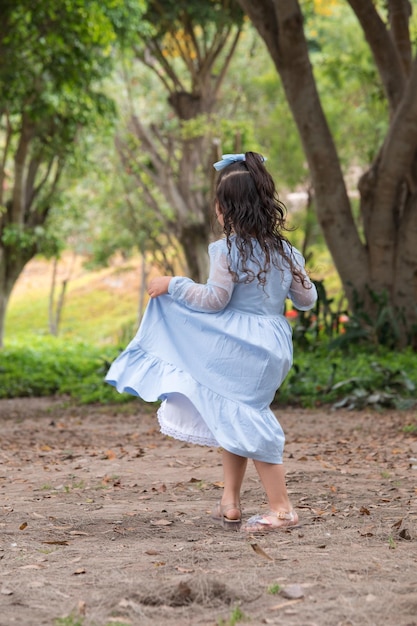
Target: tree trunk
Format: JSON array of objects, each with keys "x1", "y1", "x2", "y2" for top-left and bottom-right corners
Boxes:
[
  {"x1": 239, "y1": 0, "x2": 369, "y2": 305},
  {"x1": 179, "y1": 222, "x2": 211, "y2": 282},
  {"x1": 48, "y1": 257, "x2": 58, "y2": 336},
  {"x1": 0, "y1": 288, "x2": 10, "y2": 349},
  {"x1": 0, "y1": 245, "x2": 34, "y2": 348},
  {"x1": 239, "y1": 0, "x2": 417, "y2": 347}
]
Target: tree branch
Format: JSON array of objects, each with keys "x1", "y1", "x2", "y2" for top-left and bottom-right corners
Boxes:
[
  {"x1": 133, "y1": 45, "x2": 174, "y2": 94},
  {"x1": 0, "y1": 112, "x2": 13, "y2": 208},
  {"x1": 212, "y1": 27, "x2": 242, "y2": 100},
  {"x1": 183, "y1": 12, "x2": 202, "y2": 67},
  {"x1": 145, "y1": 39, "x2": 185, "y2": 92},
  {"x1": 368, "y1": 56, "x2": 417, "y2": 252},
  {"x1": 346, "y1": 0, "x2": 407, "y2": 113},
  {"x1": 117, "y1": 122, "x2": 190, "y2": 222},
  {"x1": 28, "y1": 158, "x2": 64, "y2": 227},
  {"x1": 12, "y1": 114, "x2": 33, "y2": 225},
  {"x1": 388, "y1": 0, "x2": 412, "y2": 76}
]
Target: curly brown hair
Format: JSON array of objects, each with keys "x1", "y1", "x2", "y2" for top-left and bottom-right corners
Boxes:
[{"x1": 215, "y1": 151, "x2": 308, "y2": 287}]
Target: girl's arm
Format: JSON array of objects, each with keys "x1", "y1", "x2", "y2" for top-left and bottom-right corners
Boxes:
[
  {"x1": 148, "y1": 244, "x2": 235, "y2": 313},
  {"x1": 287, "y1": 249, "x2": 318, "y2": 311},
  {"x1": 288, "y1": 275, "x2": 317, "y2": 311}
]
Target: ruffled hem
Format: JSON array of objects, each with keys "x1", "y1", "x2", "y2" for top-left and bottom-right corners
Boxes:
[
  {"x1": 157, "y1": 397, "x2": 219, "y2": 447},
  {"x1": 158, "y1": 412, "x2": 218, "y2": 447},
  {"x1": 105, "y1": 344, "x2": 285, "y2": 464}
]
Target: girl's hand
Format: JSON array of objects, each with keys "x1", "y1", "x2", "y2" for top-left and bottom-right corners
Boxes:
[{"x1": 147, "y1": 276, "x2": 172, "y2": 298}]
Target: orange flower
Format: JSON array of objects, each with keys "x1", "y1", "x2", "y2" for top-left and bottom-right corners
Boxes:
[{"x1": 285, "y1": 310, "x2": 299, "y2": 319}]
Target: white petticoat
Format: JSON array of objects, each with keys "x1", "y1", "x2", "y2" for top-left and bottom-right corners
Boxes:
[{"x1": 157, "y1": 393, "x2": 218, "y2": 447}]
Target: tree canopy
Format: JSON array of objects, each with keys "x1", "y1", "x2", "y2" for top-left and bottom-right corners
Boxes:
[
  {"x1": 114, "y1": 0, "x2": 245, "y2": 281},
  {"x1": 0, "y1": 0, "x2": 145, "y2": 347}
]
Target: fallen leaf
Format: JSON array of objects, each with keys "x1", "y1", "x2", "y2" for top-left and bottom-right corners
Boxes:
[
  {"x1": 360, "y1": 506, "x2": 370, "y2": 516},
  {"x1": 250, "y1": 543, "x2": 273, "y2": 561},
  {"x1": 391, "y1": 518, "x2": 403, "y2": 529},
  {"x1": 359, "y1": 524, "x2": 375, "y2": 537},
  {"x1": 150, "y1": 519, "x2": 172, "y2": 526},
  {"x1": 398, "y1": 528, "x2": 411, "y2": 540},
  {"x1": 42, "y1": 540, "x2": 69, "y2": 546}
]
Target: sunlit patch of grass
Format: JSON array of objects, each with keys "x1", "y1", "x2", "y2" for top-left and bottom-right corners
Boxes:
[{"x1": 6, "y1": 254, "x2": 141, "y2": 344}]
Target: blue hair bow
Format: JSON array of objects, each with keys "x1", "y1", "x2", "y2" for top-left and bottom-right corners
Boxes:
[
  {"x1": 213, "y1": 153, "x2": 245, "y2": 171},
  {"x1": 213, "y1": 153, "x2": 266, "y2": 171}
]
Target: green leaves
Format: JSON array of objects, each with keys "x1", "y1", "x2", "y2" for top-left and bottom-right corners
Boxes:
[
  {"x1": 1, "y1": 225, "x2": 62, "y2": 258},
  {"x1": 143, "y1": 0, "x2": 244, "y2": 40}
]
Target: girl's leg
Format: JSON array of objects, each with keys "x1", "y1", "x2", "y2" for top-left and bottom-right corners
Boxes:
[
  {"x1": 252, "y1": 460, "x2": 292, "y2": 512},
  {"x1": 242, "y1": 460, "x2": 298, "y2": 530},
  {"x1": 220, "y1": 449, "x2": 248, "y2": 520}
]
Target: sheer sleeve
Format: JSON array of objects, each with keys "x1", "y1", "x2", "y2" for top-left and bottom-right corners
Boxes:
[
  {"x1": 287, "y1": 249, "x2": 318, "y2": 311},
  {"x1": 168, "y1": 241, "x2": 234, "y2": 312}
]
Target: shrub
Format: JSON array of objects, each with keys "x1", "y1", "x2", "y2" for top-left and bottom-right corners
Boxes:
[{"x1": 0, "y1": 336, "x2": 133, "y2": 404}]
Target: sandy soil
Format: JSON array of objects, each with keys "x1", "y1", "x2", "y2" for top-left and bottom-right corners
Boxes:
[{"x1": 1, "y1": 398, "x2": 416, "y2": 626}]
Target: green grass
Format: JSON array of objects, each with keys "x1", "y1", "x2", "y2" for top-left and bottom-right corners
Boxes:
[
  {"x1": 217, "y1": 606, "x2": 248, "y2": 626},
  {"x1": 5, "y1": 257, "x2": 139, "y2": 344}
]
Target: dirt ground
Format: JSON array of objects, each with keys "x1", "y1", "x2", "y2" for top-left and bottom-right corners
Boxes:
[{"x1": 1, "y1": 398, "x2": 416, "y2": 626}]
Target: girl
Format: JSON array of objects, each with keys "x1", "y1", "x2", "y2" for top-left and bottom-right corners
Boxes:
[{"x1": 105, "y1": 151, "x2": 317, "y2": 532}]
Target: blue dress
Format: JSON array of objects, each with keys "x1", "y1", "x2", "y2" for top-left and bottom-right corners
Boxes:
[{"x1": 105, "y1": 237, "x2": 317, "y2": 464}]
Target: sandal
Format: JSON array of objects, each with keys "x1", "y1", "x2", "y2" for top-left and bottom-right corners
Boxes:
[
  {"x1": 242, "y1": 509, "x2": 300, "y2": 533},
  {"x1": 212, "y1": 501, "x2": 242, "y2": 530}
]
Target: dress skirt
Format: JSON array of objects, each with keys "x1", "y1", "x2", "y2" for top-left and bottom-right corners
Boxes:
[{"x1": 105, "y1": 295, "x2": 293, "y2": 464}]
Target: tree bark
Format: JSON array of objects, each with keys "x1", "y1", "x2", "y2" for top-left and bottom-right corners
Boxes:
[{"x1": 388, "y1": 0, "x2": 412, "y2": 75}]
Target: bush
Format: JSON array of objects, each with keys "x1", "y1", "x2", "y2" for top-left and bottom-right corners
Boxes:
[
  {"x1": 1, "y1": 336, "x2": 416, "y2": 409},
  {"x1": 0, "y1": 336, "x2": 133, "y2": 404},
  {"x1": 277, "y1": 345, "x2": 417, "y2": 409}
]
